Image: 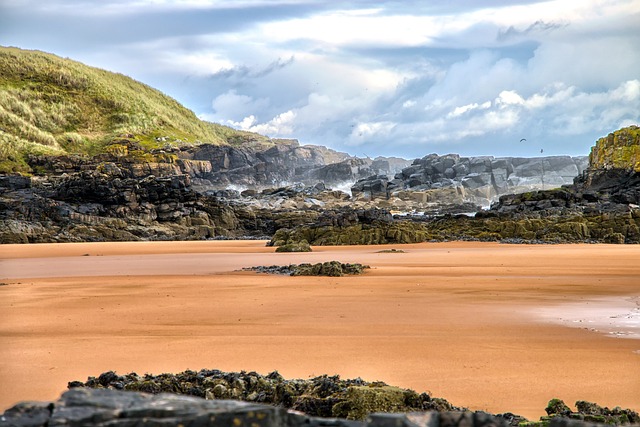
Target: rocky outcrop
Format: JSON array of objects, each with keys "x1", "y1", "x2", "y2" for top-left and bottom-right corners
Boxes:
[
  {"x1": 3, "y1": 372, "x2": 637, "y2": 426},
  {"x1": 244, "y1": 262, "x2": 370, "y2": 276},
  {"x1": 3, "y1": 127, "x2": 638, "y2": 245},
  {"x1": 269, "y1": 127, "x2": 640, "y2": 246},
  {"x1": 352, "y1": 154, "x2": 588, "y2": 208},
  {"x1": 65, "y1": 369, "x2": 463, "y2": 421},
  {"x1": 0, "y1": 389, "x2": 463, "y2": 427},
  {"x1": 545, "y1": 398, "x2": 639, "y2": 426},
  {"x1": 270, "y1": 205, "x2": 640, "y2": 246},
  {"x1": 588, "y1": 126, "x2": 640, "y2": 172},
  {"x1": 171, "y1": 140, "x2": 410, "y2": 189},
  {"x1": 574, "y1": 126, "x2": 640, "y2": 206},
  {"x1": 25, "y1": 137, "x2": 410, "y2": 192},
  {"x1": 270, "y1": 208, "x2": 433, "y2": 246},
  {"x1": 0, "y1": 169, "x2": 325, "y2": 243},
  {"x1": 0, "y1": 388, "x2": 362, "y2": 427}
]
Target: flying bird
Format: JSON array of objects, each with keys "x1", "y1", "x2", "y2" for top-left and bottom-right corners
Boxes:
[{"x1": 519, "y1": 138, "x2": 527, "y2": 143}]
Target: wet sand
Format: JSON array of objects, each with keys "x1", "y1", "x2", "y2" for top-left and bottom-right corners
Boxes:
[{"x1": 1, "y1": 241, "x2": 639, "y2": 419}]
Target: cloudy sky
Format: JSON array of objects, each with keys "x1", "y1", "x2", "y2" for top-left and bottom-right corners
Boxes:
[{"x1": 2, "y1": 0, "x2": 639, "y2": 159}]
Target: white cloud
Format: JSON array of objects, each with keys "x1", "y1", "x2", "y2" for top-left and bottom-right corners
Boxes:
[
  {"x1": 5, "y1": 0, "x2": 639, "y2": 158},
  {"x1": 496, "y1": 90, "x2": 525, "y2": 106},
  {"x1": 244, "y1": 110, "x2": 297, "y2": 136},
  {"x1": 448, "y1": 101, "x2": 492, "y2": 118},
  {"x1": 226, "y1": 115, "x2": 257, "y2": 130}
]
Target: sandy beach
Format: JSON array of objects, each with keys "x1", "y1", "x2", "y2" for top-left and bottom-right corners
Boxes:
[{"x1": 0, "y1": 241, "x2": 638, "y2": 419}]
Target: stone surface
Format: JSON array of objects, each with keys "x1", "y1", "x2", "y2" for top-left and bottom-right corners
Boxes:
[
  {"x1": 2, "y1": 127, "x2": 639, "y2": 245},
  {"x1": 351, "y1": 154, "x2": 588, "y2": 207},
  {"x1": 66, "y1": 369, "x2": 463, "y2": 421},
  {"x1": 2, "y1": 388, "x2": 637, "y2": 427},
  {"x1": 181, "y1": 141, "x2": 410, "y2": 189},
  {"x1": 243, "y1": 262, "x2": 369, "y2": 276}
]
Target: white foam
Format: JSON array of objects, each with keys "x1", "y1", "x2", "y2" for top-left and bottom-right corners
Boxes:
[{"x1": 531, "y1": 296, "x2": 640, "y2": 341}]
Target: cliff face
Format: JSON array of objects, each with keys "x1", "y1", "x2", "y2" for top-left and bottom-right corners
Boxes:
[
  {"x1": 588, "y1": 125, "x2": 640, "y2": 171},
  {"x1": 575, "y1": 125, "x2": 640, "y2": 205},
  {"x1": 24, "y1": 137, "x2": 411, "y2": 190},
  {"x1": 352, "y1": 154, "x2": 588, "y2": 207},
  {"x1": 184, "y1": 141, "x2": 410, "y2": 188}
]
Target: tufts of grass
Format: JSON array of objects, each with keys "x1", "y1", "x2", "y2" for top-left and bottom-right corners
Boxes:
[{"x1": 0, "y1": 46, "x2": 271, "y2": 173}]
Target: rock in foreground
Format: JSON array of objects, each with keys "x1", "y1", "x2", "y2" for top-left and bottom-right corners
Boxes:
[
  {"x1": 66, "y1": 369, "x2": 462, "y2": 421},
  {"x1": 2, "y1": 387, "x2": 639, "y2": 427}
]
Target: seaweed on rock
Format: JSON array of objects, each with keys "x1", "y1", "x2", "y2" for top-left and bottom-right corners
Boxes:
[{"x1": 68, "y1": 369, "x2": 461, "y2": 421}]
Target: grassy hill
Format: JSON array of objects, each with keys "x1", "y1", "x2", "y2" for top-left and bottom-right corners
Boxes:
[{"x1": 0, "y1": 46, "x2": 270, "y2": 173}]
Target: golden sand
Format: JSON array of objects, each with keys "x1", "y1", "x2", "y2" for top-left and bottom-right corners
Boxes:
[{"x1": 1, "y1": 241, "x2": 638, "y2": 419}]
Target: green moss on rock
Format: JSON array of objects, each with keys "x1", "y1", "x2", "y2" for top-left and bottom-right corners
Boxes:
[
  {"x1": 546, "y1": 399, "x2": 572, "y2": 416},
  {"x1": 332, "y1": 386, "x2": 408, "y2": 420},
  {"x1": 589, "y1": 125, "x2": 640, "y2": 172}
]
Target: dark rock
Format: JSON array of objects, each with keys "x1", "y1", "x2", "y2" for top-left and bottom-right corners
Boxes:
[
  {"x1": 440, "y1": 411, "x2": 475, "y2": 427},
  {"x1": 546, "y1": 399, "x2": 572, "y2": 416},
  {"x1": 63, "y1": 369, "x2": 464, "y2": 421},
  {"x1": 290, "y1": 261, "x2": 370, "y2": 277},
  {"x1": 0, "y1": 401, "x2": 52, "y2": 427},
  {"x1": 495, "y1": 412, "x2": 528, "y2": 427},
  {"x1": 368, "y1": 412, "x2": 439, "y2": 427},
  {"x1": 244, "y1": 262, "x2": 370, "y2": 277},
  {"x1": 0, "y1": 175, "x2": 31, "y2": 191},
  {"x1": 274, "y1": 241, "x2": 312, "y2": 252},
  {"x1": 4, "y1": 372, "x2": 639, "y2": 427},
  {"x1": 356, "y1": 152, "x2": 588, "y2": 207},
  {"x1": 474, "y1": 411, "x2": 510, "y2": 427}
]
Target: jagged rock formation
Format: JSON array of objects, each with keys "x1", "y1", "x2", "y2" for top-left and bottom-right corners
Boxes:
[
  {"x1": 351, "y1": 154, "x2": 588, "y2": 208},
  {"x1": 545, "y1": 399, "x2": 639, "y2": 426},
  {"x1": 0, "y1": 388, "x2": 478, "y2": 427},
  {"x1": 67, "y1": 370, "x2": 463, "y2": 421},
  {"x1": 0, "y1": 135, "x2": 397, "y2": 243},
  {"x1": 244, "y1": 262, "x2": 370, "y2": 276},
  {"x1": 181, "y1": 139, "x2": 410, "y2": 189},
  {"x1": 269, "y1": 208, "x2": 433, "y2": 246},
  {"x1": 25, "y1": 137, "x2": 409, "y2": 190},
  {"x1": 589, "y1": 126, "x2": 640, "y2": 172},
  {"x1": 495, "y1": 126, "x2": 640, "y2": 215},
  {"x1": 577, "y1": 126, "x2": 640, "y2": 206},
  {"x1": 271, "y1": 126, "x2": 640, "y2": 246},
  {"x1": 2, "y1": 127, "x2": 638, "y2": 244},
  {"x1": 0, "y1": 166, "x2": 327, "y2": 243},
  {"x1": 2, "y1": 373, "x2": 637, "y2": 426}
]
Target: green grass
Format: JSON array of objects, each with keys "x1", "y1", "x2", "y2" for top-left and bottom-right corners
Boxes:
[{"x1": 0, "y1": 46, "x2": 271, "y2": 173}]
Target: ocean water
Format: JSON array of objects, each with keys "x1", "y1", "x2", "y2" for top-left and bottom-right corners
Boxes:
[{"x1": 532, "y1": 296, "x2": 640, "y2": 340}]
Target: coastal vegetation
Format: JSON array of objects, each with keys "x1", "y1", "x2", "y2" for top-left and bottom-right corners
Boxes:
[{"x1": 0, "y1": 46, "x2": 269, "y2": 173}]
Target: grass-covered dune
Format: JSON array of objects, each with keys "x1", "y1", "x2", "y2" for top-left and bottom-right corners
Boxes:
[{"x1": 0, "y1": 46, "x2": 270, "y2": 173}]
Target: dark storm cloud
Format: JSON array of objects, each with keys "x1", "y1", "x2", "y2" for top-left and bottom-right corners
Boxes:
[
  {"x1": 0, "y1": 0, "x2": 329, "y2": 49},
  {"x1": 498, "y1": 20, "x2": 567, "y2": 41},
  {"x1": 210, "y1": 56, "x2": 295, "y2": 80}
]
